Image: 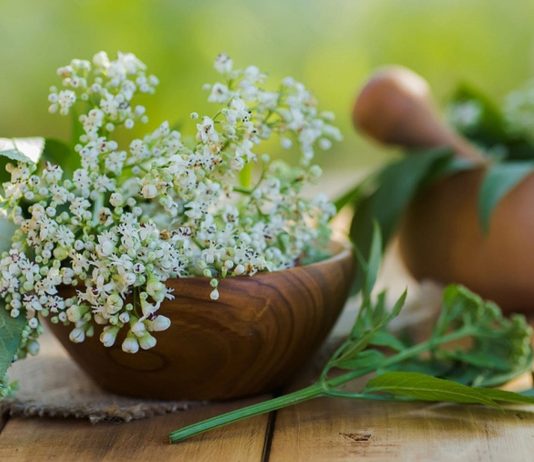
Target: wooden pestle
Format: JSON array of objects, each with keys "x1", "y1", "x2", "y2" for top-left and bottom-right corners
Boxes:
[{"x1": 352, "y1": 66, "x2": 486, "y2": 164}]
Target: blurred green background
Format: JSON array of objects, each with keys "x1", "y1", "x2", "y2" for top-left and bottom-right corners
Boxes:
[{"x1": 2, "y1": 0, "x2": 534, "y2": 171}]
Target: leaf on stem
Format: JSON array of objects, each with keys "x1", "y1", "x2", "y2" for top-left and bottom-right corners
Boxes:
[
  {"x1": 364, "y1": 371, "x2": 534, "y2": 406},
  {"x1": 478, "y1": 161, "x2": 534, "y2": 232},
  {"x1": 348, "y1": 148, "x2": 470, "y2": 291},
  {"x1": 0, "y1": 306, "x2": 26, "y2": 395}
]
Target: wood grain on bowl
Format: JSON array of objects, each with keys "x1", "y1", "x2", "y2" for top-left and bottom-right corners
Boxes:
[
  {"x1": 398, "y1": 168, "x2": 534, "y2": 313},
  {"x1": 48, "y1": 241, "x2": 355, "y2": 401}
]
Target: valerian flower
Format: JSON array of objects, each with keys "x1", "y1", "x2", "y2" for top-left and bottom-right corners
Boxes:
[{"x1": 0, "y1": 51, "x2": 341, "y2": 365}]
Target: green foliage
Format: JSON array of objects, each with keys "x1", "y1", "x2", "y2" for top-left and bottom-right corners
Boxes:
[
  {"x1": 41, "y1": 138, "x2": 78, "y2": 177},
  {"x1": 449, "y1": 83, "x2": 508, "y2": 148},
  {"x1": 0, "y1": 308, "x2": 26, "y2": 398},
  {"x1": 347, "y1": 148, "x2": 471, "y2": 290},
  {"x1": 450, "y1": 83, "x2": 534, "y2": 161}
]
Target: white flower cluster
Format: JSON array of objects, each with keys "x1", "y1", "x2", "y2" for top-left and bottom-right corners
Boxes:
[
  {"x1": 0, "y1": 51, "x2": 340, "y2": 358},
  {"x1": 504, "y1": 81, "x2": 534, "y2": 142}
]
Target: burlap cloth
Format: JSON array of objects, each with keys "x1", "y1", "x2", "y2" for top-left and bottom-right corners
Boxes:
[{"x1": 0, "y1": 240, "x2": 442, "y2": 424}]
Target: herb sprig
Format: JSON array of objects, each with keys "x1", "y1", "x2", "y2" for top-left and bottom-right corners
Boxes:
[{"x1": 169, "y1": 226, "x2": 534, "y2": 444}]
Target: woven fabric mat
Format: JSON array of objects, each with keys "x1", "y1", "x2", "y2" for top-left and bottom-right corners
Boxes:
[{"x1": 0, "y1": 263, "x2": 442, "y2": 424}]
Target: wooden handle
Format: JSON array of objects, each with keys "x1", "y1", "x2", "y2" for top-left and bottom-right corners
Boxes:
[{"x1": 353, "y1": 66, "x2": 485, "y2": 163}]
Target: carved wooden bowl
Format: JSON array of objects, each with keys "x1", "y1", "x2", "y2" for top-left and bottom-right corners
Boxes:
[
  {"x1": 398, "y1": 168, "x2": 534, "y2": 313},
  {"x1": 48, "y1": 242, "x2": 354, "y2": 401}
]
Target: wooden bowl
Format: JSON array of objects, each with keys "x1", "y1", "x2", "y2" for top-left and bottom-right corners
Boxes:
[
  {"x1": 398, "y1": 168, "x2": 534, "y2": 313},
  {"x1": 47, "y1": 242, "x2": 354, "y2": 401}
]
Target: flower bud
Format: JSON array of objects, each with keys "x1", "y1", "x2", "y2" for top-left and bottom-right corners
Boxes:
[
  {"x1": 147, "y1": 315, "x2": 170, "y2": 332},
  {"x1": 100, "y1": 326, "x2": 119, "y2": 347},
  {"x1": 122, "y1": 334, "x2": 139, "y2": 354},
  {"x1": 131, "y1": 320, "x2": 147, "y2": 337},
  {"x1": 69, "y1": 327, "x2": 85, "y2": 343},
  {"x1": 139, "y1": 332, "x2": 157, "y2": 350}
]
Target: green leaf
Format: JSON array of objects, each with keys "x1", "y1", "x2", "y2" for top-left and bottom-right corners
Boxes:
[
  {"x1": 442, "y1": 350, "x2": 511, "y2": 371},
  {"x1": 370, "y1": 330, "x2": 406, "y2": 352},
  {"x1": 0, "y1": 137, "x2": 45, "y2": 164},
  {"x1": 473, "y1": 386, "x2": 534, "y2": 405},
  {"x1": 333, "y1": 177, "x2": 371, "y2": 213},
  {"x1": 361, "y1": 222, "x2": 382, "y2": 297},
  {"x1": 0, "y1": 307, "x2": 26, "y2": 380},
  {"x1": 334, "y1": 349, "x2": 386, "y2": 371},
  {"x1": 41, "y1": 138, "x2": 78, "y2": 177},
  {"x1": 449, "y1": 83, "x2": 507, "y2": 145},
  {"x1": 0, "y1": 215, "x2": 16, "y2": 254},
  {"x1": 478, "y1": 161, "x2": 534, "y2": 232},
  {"x1": 364, "y1": 372, "x2": 534, "y2": 406},
  {"x1": 349, "y1": 148, "x2": 467, "y2": 291}
]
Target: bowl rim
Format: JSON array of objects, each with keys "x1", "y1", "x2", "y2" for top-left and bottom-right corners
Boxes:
[{"x1": 164, "y1": 239, "x2": 354, "y2": 287}]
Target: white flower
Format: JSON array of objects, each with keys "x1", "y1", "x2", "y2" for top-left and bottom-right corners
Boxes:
[
  {"x1": 139, "y1": 332, "x2": 157, "y2": 350},
  {"x1": 210, "y1": 288, "x2": 219, "y2": 300},
  {"x1": 141, "y1": 183, "x2": 158, "y2": 199},
  {"x1": 196, "y1": 116, "x2": 219, "y2": 144},
  {"x1": 122, "y1": 335, "x2": 139, "y2": 353},
  {"x1": 69, "y1": 327, "x2": 86, "y2": 343},
  {"x1": 147, "y1": 315, "x2": 170, "y2": 332},
  {"x1": 131, "y1": 320, "x2": 147, "y2": 337},
  {"x1": 214, "y1": 53, "x2": 233, "y2": 74},
  {"x1": 93, "y1": 51, "x2": 110, "y2": 68},
  {"x1": 57, "y1": 90, "x2": 76, "y2": 115},
  {"x1": 208, "y1": 83, "x2": 231, "y2": 103},
  {"x1": 100, "y1": 326, "x2": 119, "y2": 347}
]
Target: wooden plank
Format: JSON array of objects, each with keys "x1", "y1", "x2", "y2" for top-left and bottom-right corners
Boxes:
[
  {"x1": 0, "y1": 397, "x2": 270, "y2": 462},
  {"x1": 269, "y1": 396, "x2": 534, "y2": 462}
]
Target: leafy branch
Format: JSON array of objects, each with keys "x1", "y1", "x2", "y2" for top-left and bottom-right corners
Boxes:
[{"x1": 168, "y1": 226, "x2": 534, "y2": 443}]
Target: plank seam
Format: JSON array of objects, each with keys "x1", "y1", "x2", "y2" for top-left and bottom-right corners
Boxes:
[
  {"x1": 0, "y1": 410, "x2": 10, "y2": 435},
  {"x1": 261, "y1": 410, "x2": 277, "y2": 462}
]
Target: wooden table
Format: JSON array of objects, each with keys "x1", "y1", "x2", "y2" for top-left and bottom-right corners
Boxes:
[{"x1": 2, "y1": 372, "x2": 534, "y2": 461}]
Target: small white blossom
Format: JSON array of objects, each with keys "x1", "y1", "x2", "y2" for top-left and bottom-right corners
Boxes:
[
  {"x1": 214, "y1": 53, "x2": 233, "y2": 74},
  {"x1": 69, "y1": 327, "x2": 86, "y2": 343},
  {"x1": 122, "y1": 335, "x2": 139, "y2": 353}
]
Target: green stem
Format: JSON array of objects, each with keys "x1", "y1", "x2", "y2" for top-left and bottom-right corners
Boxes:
[
  {"x1": 233, "y1": 186, "x2": 251, "y2": 195},
  {"x1": 92, "y1": 193, "x2": 104, "y2": 226},
  {"x1": 169, "y1": 382, "x2": 324, "y2": 443},
  {"x1": 239, "y1": 162, "x2": 252, "y2": 189}
]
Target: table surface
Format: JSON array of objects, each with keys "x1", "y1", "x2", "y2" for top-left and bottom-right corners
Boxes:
[{"x1": 2, "y1": 374, "x2": 534, "y2": 462}]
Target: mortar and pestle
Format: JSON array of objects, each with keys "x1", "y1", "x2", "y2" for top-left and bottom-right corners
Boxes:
[{"x1": 353, "y1": 67, "x2": 534, "y2": 313}]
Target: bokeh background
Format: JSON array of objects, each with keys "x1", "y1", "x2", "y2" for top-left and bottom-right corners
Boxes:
[{"x1": 2, "y1": 0, "x2": 534, "y2": 174}]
